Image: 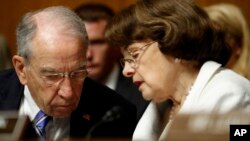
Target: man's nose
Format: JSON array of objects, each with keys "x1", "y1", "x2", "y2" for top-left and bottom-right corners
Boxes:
[
  {"x1": 86, "y1": 47, "x2": 93, "y2": 60},
  {"x1": 58, "y1": 78, "x2": 74, "y2": 99}
]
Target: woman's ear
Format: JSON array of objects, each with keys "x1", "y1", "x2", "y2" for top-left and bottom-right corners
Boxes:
[
  {"x1": 174, "y1": 58, "x2": 181, "y2": 63},
  {"x1": 12, "y1": 55, "x2": 28, "y2": 85}
]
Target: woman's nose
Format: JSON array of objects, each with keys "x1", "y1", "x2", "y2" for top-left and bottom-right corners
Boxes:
[{"x1": 122, "y1": 63, "x2": 135, "y2": 77}]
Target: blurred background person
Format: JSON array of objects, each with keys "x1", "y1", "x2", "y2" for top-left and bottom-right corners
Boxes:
[
  {"x1": 205, "y1": 3, "x2": 250, "y2": 80},
  {"x1": 74, "y1": 3, "x2": 149, "y2": 121},
  {"x1": 0, "y1": 33, "x2": 12, "y2": 70},
  {"x1": 105, "y1": 0, "x2": 250, "y2": 140}
]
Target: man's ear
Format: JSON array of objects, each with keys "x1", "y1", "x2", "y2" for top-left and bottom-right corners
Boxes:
[{"x1": 12, "y1": 55, "x2": 28, "y2": 85}]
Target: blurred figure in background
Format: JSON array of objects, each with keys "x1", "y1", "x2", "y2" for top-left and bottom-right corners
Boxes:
[
  {"x1": 0, "y1": 33, "x2": 12, "y2": 70},
  {"x1": 74, "y1": 3, "x2": 149, "y2": 121},
  {"x1": 205, "y1": 3, "x2": 250, "y2": 80}
]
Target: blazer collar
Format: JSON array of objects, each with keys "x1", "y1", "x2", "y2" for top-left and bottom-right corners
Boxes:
[{"x1": 188, "y1": 61, "x2": 222, "y2": 103}]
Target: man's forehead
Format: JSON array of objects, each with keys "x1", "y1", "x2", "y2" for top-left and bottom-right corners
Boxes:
[
  {"x1": 29, "y1": 40, "x2": 86, "y2": 67},
  {"x1": 85, "y1": 19, "x2": 107, "y2": 32},
  {"x1": 32, "y1": 57, "x2": 87, "y2": 72},
  {"x1": 35, "y1": 12, "x2": 82, "y2": 42}
]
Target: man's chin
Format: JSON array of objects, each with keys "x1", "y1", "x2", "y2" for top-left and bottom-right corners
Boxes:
[
  {"x1": 53, "y1": 111, "x2": 72, "y2": 117},
  {"x1": 88, "y1": 72, "x2": 102, "y2": 80},
  {"x1": 52, "y1": 107, "x2": 75, "y2": 117}
]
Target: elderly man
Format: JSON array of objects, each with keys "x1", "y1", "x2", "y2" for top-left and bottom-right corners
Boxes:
[{"x1": 0, "y1": 6, "x2": 136, "y2": 140}]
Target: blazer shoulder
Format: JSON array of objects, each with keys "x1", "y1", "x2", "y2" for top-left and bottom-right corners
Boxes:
[
  {"x1": 0, "y1": 69, "x2": 22, "y2": 90},
  {"x1": 81, "y1": 77, "x2": 136, "y2": 109},
  {"x1": 0, "y1": 69, "x2": 23, "y2": 110},
  {"x1": 72, "y1": 77, "x2": 137, "y2": 138}
]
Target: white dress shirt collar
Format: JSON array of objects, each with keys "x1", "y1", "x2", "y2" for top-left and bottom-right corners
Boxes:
[
  {"x1": 19, "y1": 86, "x2": 70, "y2": 140},
  {"x1": 105, "y1": 63, "x2": 120, "y2": 90},
  {"x1": 180, "y1": 61, "x2": 222, "y2": 111},
  {"x1": 19, "y1": 85, "x2": 40, "y2": 121}
]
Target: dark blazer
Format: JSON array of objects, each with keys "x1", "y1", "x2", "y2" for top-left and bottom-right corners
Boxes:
[
  {"x1": 115, "y1": 67, "x2": 149, "y2": 121},
  {"x1": 0, "y1": 69, "x2": 137, "y2": 139}
]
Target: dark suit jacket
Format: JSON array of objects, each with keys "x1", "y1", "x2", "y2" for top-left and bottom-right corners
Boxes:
[
  {"x1": 115, "y1": 67, "x2": 149, "y2": 121},
  {"x1": 0, "y1": 69, "x2": 137, "y2": 139}
]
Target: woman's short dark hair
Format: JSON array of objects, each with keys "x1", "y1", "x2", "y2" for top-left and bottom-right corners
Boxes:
[{"x1": 106, "y1": 0, "x2": 231, "y2": 67}]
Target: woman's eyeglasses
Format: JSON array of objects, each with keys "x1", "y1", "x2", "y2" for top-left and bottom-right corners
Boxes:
[{"x1": 120, "y1": 42, "x2": 156, "y2": 69}]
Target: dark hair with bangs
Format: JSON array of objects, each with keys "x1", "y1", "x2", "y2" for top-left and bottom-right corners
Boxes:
[{"x1": 106, "y1": 0, "x2": 231, "y2": 67}]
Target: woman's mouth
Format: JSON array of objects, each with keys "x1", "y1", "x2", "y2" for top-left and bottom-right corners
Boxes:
[{"x1": 134, "y1": 81, "x2": 142, "y2": 88}]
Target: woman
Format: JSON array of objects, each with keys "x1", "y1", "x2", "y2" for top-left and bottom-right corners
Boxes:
[
  {"x1": 106, "y1": 0, "x2": 250, "y2": 140},
  {"x1": 205, "y1": 3, "x2": 250, "y2": 80}
]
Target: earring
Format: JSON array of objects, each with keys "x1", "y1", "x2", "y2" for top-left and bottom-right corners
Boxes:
[{"x1": 174, "y1": 58, "x2": 181, "y2": 63}]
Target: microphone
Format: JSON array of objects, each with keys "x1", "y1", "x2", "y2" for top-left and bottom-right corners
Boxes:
[{"x1": 86, "y1": 106, "x2": 123, "y2": 139}]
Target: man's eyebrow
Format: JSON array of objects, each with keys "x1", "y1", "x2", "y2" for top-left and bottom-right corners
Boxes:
[
  {"x1": 40, "y1": 67, "x2": 57, "y2": 73},
  {"x1": 78, "y1": 64, "x2": 87, "y2": 70},
  {"x1": 39, "y1": 62, "x2": 87, "y2": 73},
  {"x1": 72, "y1": 63, "x2": 88, "y2": 71},
  {"x1": 89, "y1": 39, "x2": 106, "y2": 45}
]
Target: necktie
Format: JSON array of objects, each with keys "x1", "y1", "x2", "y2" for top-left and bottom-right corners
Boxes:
[{"x1": 33, "y1": 110, "x2": 51, "y2": 138}]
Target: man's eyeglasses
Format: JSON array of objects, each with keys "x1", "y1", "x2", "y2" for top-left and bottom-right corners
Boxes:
[
  {"x1": 120, "y1": 42, "x2": 156, "y2": 69},
  {"x1": 29, "y1": 63, "x2": 88, "y2": 86},
  {"x1": 41, "y1": 69, "x2": 88, "y2": 86}
]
